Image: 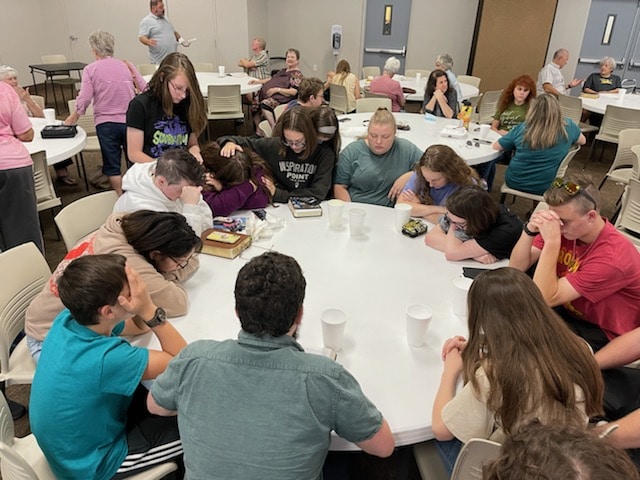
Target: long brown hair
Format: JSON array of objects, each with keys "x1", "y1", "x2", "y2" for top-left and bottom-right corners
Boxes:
[
  {"x1": 523, "y1": 94, "x2": 568, "y2": 150},
  {"x1": 496, "y1": 74, "x2": 537, "y2": 115},
  {"x1": 200, "y1": 142, "x2": 273, "y2": 202},
  {"x1": 147, "y1": 52, "x2": 207, "y2": 136},
  {"x1": 333, "y1": 59, "x2": 352, "y2": 85},
  {"x1": 463, "y1": 268, "x2": 604, "y2": 436},
  {"x1": 272, "y1": 107, "x2": 318, "y2": 160},
  {"x1": 413, "y1": 145, "x2": 479, "y2": 204}
]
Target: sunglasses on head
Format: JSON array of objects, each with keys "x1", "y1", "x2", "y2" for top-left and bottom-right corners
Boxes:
[{"x1": 551, "y1": 178, "x2": 597, "y2": 208}]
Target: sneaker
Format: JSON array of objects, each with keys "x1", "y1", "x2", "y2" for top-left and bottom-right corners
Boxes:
[{"x1": 57, "y1": 176, "x2": 79, "y2": 186}]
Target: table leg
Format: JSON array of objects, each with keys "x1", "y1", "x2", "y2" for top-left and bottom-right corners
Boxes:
[
  {"x1": 30, "y1": 68, "x2": 39, "y2": 95},
  {"x1": 50, "y1": 75, "x2": 59, "y2": 112}
]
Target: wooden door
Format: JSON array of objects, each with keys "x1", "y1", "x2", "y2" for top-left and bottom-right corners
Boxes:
[{"x1": 469, "y1": 0, "x2": 558, "y2": 93}]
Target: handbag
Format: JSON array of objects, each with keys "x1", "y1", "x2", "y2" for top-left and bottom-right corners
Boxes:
[{"x1": 41, "y1": 125, "x2": 77, "y2": 139}]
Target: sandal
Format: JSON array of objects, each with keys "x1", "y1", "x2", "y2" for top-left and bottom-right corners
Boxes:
[{"x1": 57, "y1": 176, "x2": 78, "y2": 186}]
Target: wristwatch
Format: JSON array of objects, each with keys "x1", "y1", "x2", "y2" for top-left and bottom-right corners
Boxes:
[
  {"x1": 144, "y1": 307, "x2": 167, "y2": 328},
  {"x1": 523, "y1": 222, "x2": 538, "y2": 237}
]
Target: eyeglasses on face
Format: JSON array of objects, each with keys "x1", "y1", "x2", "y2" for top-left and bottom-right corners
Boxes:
[
  {"x1": 551, "y1": 178, "x2": 597, "y2": 208},
  {"x1": 281, "y1": 138, "x2": 306, "y2": 148},
  {"x1": 168, "y1": 253, "x2": 197, "y2": 269},
  {"x1": 169, "y1": 80, "x2": 189, "y2": 95},
  {"x1": 445, "y1": 212, "x2": 467, "y2": 229}
]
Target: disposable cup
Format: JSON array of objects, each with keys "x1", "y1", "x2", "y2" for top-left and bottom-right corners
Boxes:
[
  {"x1": 394, "y1": 203, "x2": 412, "y2": 232},
  {"x1": 349, "y1": 208, "x2": 366, "y2": 237},
  {"x1": 618, "y1": 89, "x2": 627, "y2": 101},
  {"x1": 327, "y1": 199, "x2": 344, "y2": 229},
  {"x1": 452, "y1": 276, "x2": 474, "y2": 317},
  {"x1": 416, "y1": 72, "x2": 422, "y2": 84},
  {"x1": 218, "y1": 65, "x2": 226, "y2": 77},
  {"x1": 321, "y1": 308, "x2": 347, "y2": 351},
  {"x1": 406, "y1": 304, "x2": 432, "y2": 347},
  {"x1": 43, "y1": 108, "x2": 56, "y2": 124},
  {"x1": 479, "y1": 124, "x2": 491, "y2": 140}
]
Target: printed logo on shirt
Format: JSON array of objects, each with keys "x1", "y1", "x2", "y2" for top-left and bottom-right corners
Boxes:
[
  {"x1": 151, "y1": 115, "x2": 189, "y2": 158},
  {"x1": 601, "y1": 77, "x2": 613, "y2": 85},
  {"x1": 278, "y1": 161, "x2": 317, "y2": 189},
  {"x1": 48, "y1": 234, "x2": 97, "y2": 297},
  {"x1": 557, "y1": 244, "x2": 580, "y2": 275}
]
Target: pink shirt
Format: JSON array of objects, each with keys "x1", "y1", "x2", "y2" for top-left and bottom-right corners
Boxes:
[
  {"x1": 75, "y1": 57, "x2": 147, "y2": 126},
  {"x1": 0, "y1": 81, "x2": 33, "y2": 170},
  {"x1": 369, "y1": 75, "x2": 405, "y2": 112}
]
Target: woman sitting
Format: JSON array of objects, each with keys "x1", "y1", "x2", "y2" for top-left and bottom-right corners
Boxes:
[
  {"x1": 397, "y1": 145, "x2": 480, "y2": 222},
  {"x1": 309, "y1": 105, "x2": 340, "y2": 157},
  {"x1": 334, "y1": 107, "x2": 422, "y2": 206},
  {"x1": 200, "y1": 141, "x2": 272, "y2": 217},
  {"x1": 583, "y1": 57, "x2": 622, "y2": 94},
  {"x1": 219, "y1": 107, "x2": 334, "y2": 202},
  {"x1": 434, "y1": 53, "x2": 462, "y2": 101},
  {"x1": 326, "y1": 59, "x2": 360, "y2": 113},
  {"x1": 494, "y1": 94, "x2": 586, "y2": 195},
  {"x1": 424, "y1": 186, "x2": 522, "y2": 264},
  {"x1": 432, "y1": 267, "x2": 603, "y2": 474},
  {"x1": 369, "y1": 56, "x2": 405, "y2": 112},
  {"x1": 126, "y1": 52, "x2": 206, "y2": 163},
  {"x1": 251, "y1": 48, "x2": 304, "y2": 128},
  {"x1": 25, "y1": 210, "x2": 202, "y2": 362},
  {"x1": 421, "y1": 69, "x2": 459, "y2": 119}
]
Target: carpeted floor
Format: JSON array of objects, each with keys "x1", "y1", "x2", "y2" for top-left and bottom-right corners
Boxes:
[{"x1": 4, "y1": 88, "x2": 624, "y2": 478}]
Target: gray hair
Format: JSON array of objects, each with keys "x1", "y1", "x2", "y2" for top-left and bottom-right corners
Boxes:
[
  {"x1": 253, "y1": 37, "x2": 266, "y2": 50},
  {"x1": 436, "y1": 53, "x2": 454, "y2": 71},
  {"x1": 600, "y1": 56, "x2": 616, "y2": 70},
  {"x1": 553, "y1": 48, "x2": 569, "y2": 61},
  {"x1": 0, "y1": 65, "x2": 18, "y2": 81},
  {"x1": 89, "y1": 30, "x2": 115, "y2": 58},
  {"x1": 383, "y1": 56, "x2": 401, "y2": 75}
]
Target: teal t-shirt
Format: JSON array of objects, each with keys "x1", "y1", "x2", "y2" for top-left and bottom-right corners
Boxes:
[
  {"x1": 501, "y1": 119, "x2": 581, "y2": 195},
  {"x1": 335, "y1": 137, "x2": 422, "y2": 206},
  {"x1": 30, "y1": 310, "x2": 148, "y2": 480}
]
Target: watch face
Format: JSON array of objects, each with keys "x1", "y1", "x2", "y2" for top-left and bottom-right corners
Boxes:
[{"x1": 146, "y1": 307, "x2": 167, "y2": 327}]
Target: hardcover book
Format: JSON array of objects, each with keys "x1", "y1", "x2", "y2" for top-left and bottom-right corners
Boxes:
[
  {"x1": 200, "y1": 228, "x2": 251, "y2": 259},
  {"x1": 288, "y1": 196, "x2": 323, "y2": 218}
]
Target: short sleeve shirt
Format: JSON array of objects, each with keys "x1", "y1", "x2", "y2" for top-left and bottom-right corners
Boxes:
[{"x1": 0, "y1": 81, "x2": 33, "y2": 170}]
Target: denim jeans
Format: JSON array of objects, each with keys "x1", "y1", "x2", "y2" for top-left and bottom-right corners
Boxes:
[
  {"x1": 436, "y1": 437, "x2": 463, "y2": 475},
  {"x1": 96, "y1": 122, "x2": 127, "y2": 176}
]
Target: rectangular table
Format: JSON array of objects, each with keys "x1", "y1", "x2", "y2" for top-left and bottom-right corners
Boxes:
[{"x1": 28, "y1": 62, "x2": 87, "y2": 109}]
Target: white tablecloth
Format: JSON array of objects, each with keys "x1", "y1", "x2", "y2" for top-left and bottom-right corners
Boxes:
[
  {"x1": 26, "y1": 118, "x2": 87, "y2": 166},
  {"x1": 143, "y1": 71, "x2": 262, "y2": 97}
]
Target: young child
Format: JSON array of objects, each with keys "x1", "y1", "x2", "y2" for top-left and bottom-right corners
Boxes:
[{"x1": 200, "y1": 141, "x2": 272, "y2": 216}]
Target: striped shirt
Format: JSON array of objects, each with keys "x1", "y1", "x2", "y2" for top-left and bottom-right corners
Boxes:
[
  {"x1": 249, "y1": 50, "x2": 271, "y2": 80},
  {"x1": 74, "y1": 57, "x2": 147, "y2": 126}
]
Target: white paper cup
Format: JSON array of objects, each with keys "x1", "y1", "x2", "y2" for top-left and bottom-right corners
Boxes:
[
  {"x1": 452, "y1": 276, "x2": 474, "y2": 317},
  {"x1": 394, "y1": 203, "x2": 412, "y2": 232},
  {"x1": 218, "y1": 65, "x2": 226, "y2": 77},
  {"x1": 349, "y1": 208, "x2": 366, "y2": 237},
  {"x1": 618, "y1": 89, "x2": 627, "y2": 101},
  {"x1": 479, "y1": 124, "x2": 491, "y2": 140},
  {"x1": 327, "y1": 199, "x2": 344, "y2": 229},
  {"x1": 416, "y1": 72, "x2": 422, "y2": 84},
  {"x1": 321, "y1": 308, "x2": 347, "y2": 351},
  {"x1": 43, "y1": 108, "x2": 56, "y2": 124},
  {"x1": 406, "y1": 304, "x2": 432, "y2": 347}
]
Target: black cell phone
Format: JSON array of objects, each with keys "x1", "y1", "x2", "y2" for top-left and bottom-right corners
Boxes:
[
  {"x1": 253, "y1": 209, "x2": 267, "y2": 221},
  {"x1": 338, "y1": 117, "x2": 351, "y2": 123},
  {"x1": 462, "y1": 267, "x2": 488, "y2": 279}
]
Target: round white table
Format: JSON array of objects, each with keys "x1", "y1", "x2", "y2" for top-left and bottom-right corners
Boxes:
[
  {"x1": 580, "y1": 91, "x2": 640, "y2": 115},
  {"x1": 338, "y1": 112, "x2": 500, "y2": 167},
  {"x1": 361, "y1": 76, "x2": 479, "y2": 102},
  {"x1": 26, "y1": 118, "x2": 87, "y2": 167},
  {"x1": 134, "y1": 202, "x2": 507, "y2": 450},
  {"x1": 143, "y1": 71, "x2": 262, "y2": 97}
]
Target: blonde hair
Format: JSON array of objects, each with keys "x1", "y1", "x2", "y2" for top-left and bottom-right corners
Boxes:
[
  {"x1": 368, "y1": 107, "x2": 396, "y2": 134},
  {"x1": 523, "y1": 94, "x2": 567, "y2": 150}
]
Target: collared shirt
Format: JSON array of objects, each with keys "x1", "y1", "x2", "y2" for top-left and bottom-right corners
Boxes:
[
  {"x1": 151, "y1": 331, "x2": 383, "y2": 479},
  {"x1": 249, "y1": 50, "x2": 271, "y2": 80},
  {"x1": 139, "y1": 13, "x2": 177, "y2": 64},
  {"x1": 537, "y1": 62, "x2": 566, "y2": 95}
]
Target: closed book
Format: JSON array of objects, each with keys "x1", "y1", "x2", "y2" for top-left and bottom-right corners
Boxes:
[
  {"x1": 288, "y1": 196, "x2": 323, "y2": 218},
  {"x1": 200, "y1": 228, "x2": 251, "y2": 259}
]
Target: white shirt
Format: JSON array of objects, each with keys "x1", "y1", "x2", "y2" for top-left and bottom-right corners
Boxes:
[{"x1": 537, "y1": 62, "x2": 566, "y2": 95}]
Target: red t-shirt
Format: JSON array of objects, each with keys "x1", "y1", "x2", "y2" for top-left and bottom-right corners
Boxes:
[{"x1": 533, "y1": 220, "x2": 640, "y2": 339}]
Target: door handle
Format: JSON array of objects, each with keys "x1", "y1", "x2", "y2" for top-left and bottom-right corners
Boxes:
[
  {"x1": 364, "y1": 46, "x2": 406, "y2": 56},
  {"x1": 630, "y1": 59, "x2": 640, "y2": 68}
]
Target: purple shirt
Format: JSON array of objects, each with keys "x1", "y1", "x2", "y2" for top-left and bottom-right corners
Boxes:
[
  {"x1": 202, "y1": 168, "x2": 270, "y2": 216},
  {"x1": 75, "y1": 57, "x2": 147, "y2": 126},
  {"x1": 369, "y1": 75, "x2": 404, "y2": 112}
]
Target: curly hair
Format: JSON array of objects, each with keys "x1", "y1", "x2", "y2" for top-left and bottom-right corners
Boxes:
[
  {"x1": 496, "y1": 74, "x2": 537, "y2": 116},
  {"x1": 412, "y1": 145, "x2": 479, "y2": 204}
]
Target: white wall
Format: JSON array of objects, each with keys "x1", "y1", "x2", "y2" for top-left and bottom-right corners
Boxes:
[
  {"x1": 247, "y1": 0, "x2": 269, "y2": 48},
  {"x1": 546, "y1": 0, "x2": 592, "y2": 80}
]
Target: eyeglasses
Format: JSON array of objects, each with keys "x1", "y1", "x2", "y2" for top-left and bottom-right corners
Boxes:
[
  {"x1": 169, "y1": 80, "x2": 189, "y2": 95},
  {"x1": 466, "y1": 140, "x2": 480, "y2": 148},
  {"x1": 445, "y1": 212, "x2": 467, "y2": 230},
  {"x1": 551, "y1": 178, "x2": 597, "y2": 208},
  {"x1": 282, "y1": 138, "x2": 306, "y2": 148},
  {"x1": 168, "y1": 253, "x2": 197, "y2": 269}
]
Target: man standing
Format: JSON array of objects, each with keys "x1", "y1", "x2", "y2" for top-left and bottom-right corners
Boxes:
[
  {"x1": 238, "y1": 37, "x2": 271, "y2": 80},
  {"x1": 537, "y1": 48, "x2": 584, "y2": 96},
  {"x1": 147, "y1": 252, "x2": 395, "y2": 479},
  {"x1": 509, "y1": 174, "x2": 640, "y2": 368},
  {"x1": 114, "y1": 149, "x2": 212, "y2": 235},
  {"x1": 139, "y1": 0, "x2": 190, "y2": 64}
]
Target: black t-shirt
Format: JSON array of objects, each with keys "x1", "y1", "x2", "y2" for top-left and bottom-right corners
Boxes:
[
  {"x1": 126, "y1": 91, "x2": 192, "y2": 159},
  {"x1": 475, "y1": 205, "x2": 523, "y2": 259}
]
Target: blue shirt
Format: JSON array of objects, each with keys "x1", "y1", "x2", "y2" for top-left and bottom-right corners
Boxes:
[
  {"x1": 30, "y1": 310, "x2": 148, "y2": 480},
  {"x1": 403, "y1": 172, "x2": 461, "y2": 205}
]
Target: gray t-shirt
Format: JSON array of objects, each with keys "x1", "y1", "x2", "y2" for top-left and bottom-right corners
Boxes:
[{"x1": 139, "y1": 13, "x2": 177, "y2": 64}]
